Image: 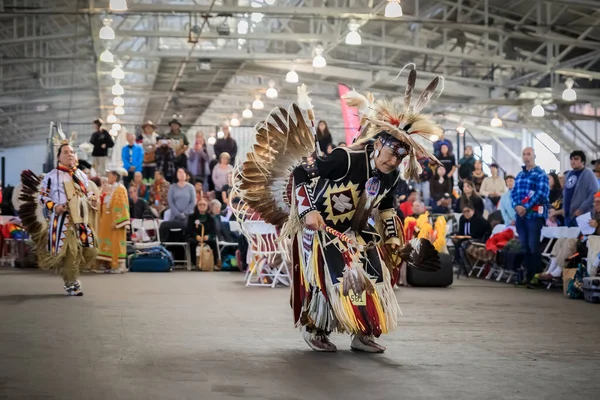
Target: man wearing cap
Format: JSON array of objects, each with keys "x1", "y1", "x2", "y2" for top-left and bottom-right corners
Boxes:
[
  {"x1": 89, "y1": 118, "x2": 114, "y2": 174},
  {"x1": 432, "y1": 193, "x2": 453, "y2": 214},
  {"x1": 138, "y1": 120, "x2": 158, "y2": 181},
  {"x1": 165, "y1": 119, "x2": 190, "y2": 170}
]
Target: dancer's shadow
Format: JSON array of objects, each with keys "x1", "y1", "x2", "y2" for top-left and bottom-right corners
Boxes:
[{"x1": 0, "y1": 294, "x2": 65, "y2": 305}]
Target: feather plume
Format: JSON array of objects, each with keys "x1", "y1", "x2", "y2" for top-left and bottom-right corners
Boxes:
[
  {"x1": 297, "y1": 84, "x2": 313, "y2": 111},
  {"x1": 403, "y1": 69, "x2": 417, "y2": 114},
  {"x1": 414, "y1": 76, "x2": 444, "y2": 114},
  {"x1": 398, "y1": 238, "x2": 441, "y2": 272},
  {"x1": 342, "y1": 89, "x2": 371, "y2": 117}
]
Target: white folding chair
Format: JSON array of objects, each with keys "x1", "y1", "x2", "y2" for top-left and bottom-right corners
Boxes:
[
  {"x1": 243, "y1": 220, "x2": 290, "y2": 288},
  {"x1": 215, "y1": 221, "x2": 239, "y2": 262},
  {"x1": 159, "y1": 221, "x2": 192, "y2": 270}
]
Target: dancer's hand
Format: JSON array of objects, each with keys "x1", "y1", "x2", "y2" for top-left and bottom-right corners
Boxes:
[
  {"x1": 55, "y1": 204, "x2": 65, "y2": 215},
  {"x1": 305, "y1": 211, "x2": 324, "y2": 231}
]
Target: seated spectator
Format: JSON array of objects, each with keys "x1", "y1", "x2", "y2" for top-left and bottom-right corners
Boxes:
[
  {"x1": 194, "y1": 181, "x2": 204, "y2": 202},
  {"x1": 130, "y1": 171, "x2": 150, "y2": 201},
  {"x1": 219, "y1": 173, "x2": 233, "y2": 207},
  {"x1": 457, "y1": 203, "x2": 491, "y2": 242},
  {"x1": 210, "y1": 199, "x2": 239, "y2": 243},
  {"x1": 480, "y1": 163, "x2": 506, "y2": 212},
  {"x1": 431, "y1": 193, "x2": 453, "y2": 214},
  {"x1": 455, "y1": 180, "x2": 484, "y2": 215},
  {"x1": 588, "y1": 191, "x2": 600, "y2": 235},
  {"x1": 167, "y1": 167, "x2": 196, "y2": 222},
  {"x1": 212, "y1": 152, "x2": 234, "y2": 191},
  {"x1": 187, "y1": 198, "x2": 218, "y2": 268},
  {"x1": 412, "y1": 200, "x2": 426, "y2": 217},
  {"x1": 487, "y1": 210, "x2": 504, "y2": 230},
  {"x1": 470, "y1": 160, "x2": 487, "y2": 193},
  {"x1": 499, "y1": 175, "x2": 516, "y2": 226},
  {"x1": 394, "y1": 178, "x2": 411, "y2": 208},
  {"x1": 547, "y1": 171, "x2": 564, "y2": 226},
  {"x1": 149, "y1": 170, "x2": 170, "y2": 217},
  {"x1": 129, "y1": 185, "x2": 151, "y2": 219},
  {"x1": 430, "y1": 165, "x2": 452, "y2": 205},
  {"x1": 399, "y1": 189, "x2": 418, "y2": 217}
]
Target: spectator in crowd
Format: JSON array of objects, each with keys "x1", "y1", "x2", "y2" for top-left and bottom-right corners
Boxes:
[
  {"x1": 470, "y1": 159, "x2": 487, "y2": 193},
  {"x1": 595, "y1": 163, "x2": 600, "y2": 187},
  {"x1": 194, "y1": 181, "x2": 204, "y2": 203},
  {"x1": 547, "y1": 171, "x2": 564, "y2": 226},
  {"x1": 316, "y1": 120, "x2": 333, "y2": 154},
  {"x1": 187, "y1": 197, "x2": 218, "y2": 268},
  {"x1": 209, "y1": 199, "x2": 237, "y2": 243},
  {"x1": 165, "y1": 119, "x2": 189, "y2": 169},
  {"x1": 588, "y1": 192, "x2": 600, "y2": 235},
  {"x1": 415, "y1": 155, "x2": 432, "y2": 206},
  {"x1": 433, "y1": 133, "x2": 453, "y2": 158},
  {"x1": 128, "y1": 185, "x2": 151, "y2": 219},
  {"x1": 394, "y1": 178, "x2": 411, "y2": 208},
  {"x1": 219, "y1": 173, "x2": 233, "y2": 207},
  {"x1": 122, "y1": 132, "x2": 144, "y2": 187},
  {"x1": 480, "y1": 163, "x2": 506, "y2": 212},
  {"x1": 455, "y1": 180, "x2": 484, "y2": 215},
  {"x1": 412, "y1": 200, "x2": 426, "y2": 217},
  {"x1": 137, "y1": 120, "x2": 158, "y2": 181},
  {"x1": 130, "y1": 171, "x2": 150, "y2": 201},
  {"x1": 155, "y1": 137, "x2": 177, "y2": 183},
  {"x1": 167, "y1": 167, "x2": 196, "y2": 223},
  {"x1": 188, "y1": 133, "x2": 210, "y2": 191},
  {"x1": 511, "y1": 147, "x2": 549, "y2": 287},
  {"x1": 399, "y1": 189, "x2": 418, "y2": 217},
  {"x1": 430, "y1": 165, "x2": 452, "y2": 206},
  {"x1": 212, "y1": 152, "x2": 234, "y2": 192},
  {"x1": 458, "y1": 145, "x2": 476, "y2": 186},
  {"x1": 214, "y1": 125, "x2": 238, "y2": 165},
  {"x1": 458, "y1": 202, "x2": 492, "y2": 242},
  {"x1": 558, "y1": 150, "x2": 598, "y2": 227},
  {"x1": 499, "y1": 175, "x2": 516, "y2": 226},
  {"x1": 89, "y1": 118, "x2": 114, "y2": 174},
  {"x1": 338, "y1": 142, "x2": 347, "y2": 147},
  {"x1": 149, "y1": 170, "x2": 170, "y2": 217},
  {"x1": 432, "y1": 193, "x2": 453, "y2": 214},
  {"x1": 437, "y1": 144, "x2": 456, "y2": 188}
]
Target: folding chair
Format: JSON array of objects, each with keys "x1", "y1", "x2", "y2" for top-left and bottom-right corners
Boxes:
[
  {"x1": 159, "y1": 220, "x2": 192, "y2": 270},
  {"x1": 243, "y1": 220, "x2": 290, "y2": 288},
  {"x1": 215, "y1": 221, "x2": 239, "y2": 263}
]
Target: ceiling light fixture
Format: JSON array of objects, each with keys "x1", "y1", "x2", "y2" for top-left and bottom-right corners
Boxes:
[
  {"x1": 490, "y1": 113, "x2": 502, "y2": 127},
  {"x1": 251, "y1": 13, "x2": 264, "y2": 23},
  {"x1": 242, "y1": 105, "x2": 253, "y2": 119},
  {"x1": 112, "y1": 81, "x2": 124, "y2": 95},
  {"x1": 109, "y1": 0, "x2": 128, "y2": 12},
  {"x1": 264, "y1": 0, "x2": 276, "y2": 5},
  {"x1": 286, "y1": 68, "x2": 299, "y2": 83},
  {"x1": 109, "y1": 128, "x2": 118, "y2": 136},
  {"x1": 230, "y1": 115, "x2": 241, "y2": 127},
  {"x1": 531, "y1": 103, "x2": 545, "y2": 117},
  {"x1": 112, "y1": 123, "x2": 122, "y2": 131},
  {"x1": 111, "y1": 65, "x2": 125, "y2": 80},
  {"x1": 237, "y1": 20, "x2": 249, "y2": 35},
  {"x1": 266, "y1": 80, "x2": 278, "y2": 99},
  {"x1": 562, "y1": 77, "x2": 577, "y2": 102},
  {"x1": 207, "y1": 136, "x2": 217, "y2": 145},
  {"x1": 384, "y1": 0, "x2": 403, "y2": 18},
  {"x1": 252, "y1": 95, "x2": 264, "y2": 110},
  {"x1": 345, "y1": 21, "x2": 362, "y2": 45},
  {"x1": 99, "y1": 48, "x2": 114, "y2": 63},
  {"x1": 312, "y1": 45, "x2": 326, "y2": 68},
  {"x1": 114, "y1": 106, "x2": 125, "y2": 115},
  {"x1": 113, "y1": 96, "x2": 124, "y2": 107},
  {"x1": 456, "y1": 124, "x2": 466, "y2": 135},
  {"x1": 99, "y1": 19, "x2": 115, "y2": 40},
  {"x1": 106, "y1": 114, "x2": 117, "y2": 123}
]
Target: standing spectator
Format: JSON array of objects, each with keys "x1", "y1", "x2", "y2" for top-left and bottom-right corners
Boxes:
[
  {"x1": 499, "y1": 175, "x2": 516, "y2": 226},
  {"x1": 149, "y1": 170, "x2": 170, "y2": 217},
  {"x1": 122, "y1": 132, "x2": 144, "y2": 188},
  {"x1": 457, "y1": 145, "x2": 476, "y2": 186},
  {"x1": 165, "y1": 119, "x2": 189, "y2": 170},
  {"x1": 414, "y1": 156, "x2": 432, "y2": 206},
  {"x1": 213, "y1": 125, "x2": 238, "y2": 165},
  {"x1": 316, "y1": 120, "x2": 333, "y2": 155},
  {"x1": 547, "y1": 172, "x2": 564, "y2": 226},
  {"x1": 194, "y1": 181, "x2": 204, "y2": 202},
  {"x1": 437, "y1": 144, "x2": 456, "y2": 188},
  {"x1": 480, "y1": 163, "x2": 506, "y2": 212},
  {"x1": 130, "y1": 171, "x2": 150, "y2": 201},
  {"x1": 470, "y1": 160, "x2": 487, "y2": 193},
  {"x1": 433, "y1": 133, "x2": 453, "y2": 158},
  {"x1": 89, "y1": 118, "x2": 114, "y2": 174},
  {"x1": 137, "y1": 120, "x2": 158, "y2": 182},
  {"x1": 187, "y1": 134, "x2": 210, "y2": 191},
  {"x1": 455, "y1": 180, "x2": 484, "y2": 215},
  {"x1": 560, "y1": 151, "x2": 598, "y2": 227},
  {"x1": 128, "y1": 185, "x2": 151, "y2": 219},
  {"x1": 212, "y1": 152, "x2": 234, "y2": 191},
  {"x1": 430, "y1": 165, "x2": 452, "y2": 206},
  {"x1": 155, "y1": 138, "x2": 176, "y2": 183},
  {"x1": 167, "y1": 168, "x2": 196, "y2": 223},
  {"x1": 511, "y1": 147, "x2": 549, "y2": 287}
]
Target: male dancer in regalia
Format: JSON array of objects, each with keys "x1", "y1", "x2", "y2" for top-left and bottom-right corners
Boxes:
[
  {"x1": 236, "y1": 66, "x2": 443, "y2": 353},
  {"x1": 20, "y1": 141, "x2": 98, "y2": 296}
]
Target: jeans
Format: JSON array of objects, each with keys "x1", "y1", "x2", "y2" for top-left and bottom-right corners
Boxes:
[
  {"x1": 515, "y1": 216, "x2": 545, "y2": 282},
  {"x1": 414, "y1": 181, "x2": 431, "y2": 205}
]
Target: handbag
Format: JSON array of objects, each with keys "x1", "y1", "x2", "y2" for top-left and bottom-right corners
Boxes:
[{"x1": 197, "y1": 223, "x2": 215, "y2": 272}]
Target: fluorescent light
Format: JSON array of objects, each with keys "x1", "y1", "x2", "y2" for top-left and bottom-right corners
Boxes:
[
  {"x1": 531, "y1": 104, "x2": 545, "y2": 117},
  {"x1": 286, "y1": 69, "x2": 299, "y2": 83},
  {"x1": 106, "y1": 114, "x2": 117, "y2": 123},
  {"x1": 113, "y1": 96, "x2": 124, "y2": 107},
  {"x1": 384, "y1": 0, "x2": 403, "y2": 18},
  {"x1": 252, "y1": 96, "x2": 264, "y2": 110},
  {"x1": 109, "y1": 0, "x2": 128, "y2": 12},
  {"x1": 114, "y1": 106, "x2": 125, "y2": 115},
  {"x1": 111, "y1": 66, "x2": 124, "y2": 80},
  {"x1": 99, "y1": 19, "x2": 115, "y2": 40},
  {"x1": 242, "y1": 107, "x2": 253, "y2": 119},
  {"x1": 112, "y1": 82, "x2": 124, "y2": 95},
  {"x1": 99, "y1": 49, "x2": 114, "y2": 63}
]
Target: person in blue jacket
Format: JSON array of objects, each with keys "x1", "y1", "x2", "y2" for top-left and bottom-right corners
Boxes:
[{"x1": 122, "y1": 132, "x2": 144, "y2": 187}]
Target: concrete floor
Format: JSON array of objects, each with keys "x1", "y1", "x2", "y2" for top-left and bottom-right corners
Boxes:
[{"x1": 0, "y1": 269, "x2": 599, "y2": 400}]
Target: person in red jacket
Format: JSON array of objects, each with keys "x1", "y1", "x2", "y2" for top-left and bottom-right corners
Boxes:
[{"x1": 399, "y1": 189, "x2": 417, "y2": 217}]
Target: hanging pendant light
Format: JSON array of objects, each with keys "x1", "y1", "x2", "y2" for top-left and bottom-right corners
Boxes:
[
  {"x1": 266, "y1": 80, "x2": 278, "y2": 99},
  {"x1": 109, "y1": 128, "x2": 118, "y2": 136},
  {"x1": 456, "y1": 124, "x2": 466, "y2": 135},
  {"x1": 312, "y1": 45, "x2": 326, "y2": 68},
  {"x1": 109, "y1": 0, "x2": 128, "y2": 12},
  {"x1": 111, "y1": 65, "x2": 125, "y2": 80},
  {"x1": 112, "y1": 123, "x2": 122, "y2": 131},
  {"x1": 490, "y1": 113, "x2": 502, "y2": 127},
  {"x1": 112, "y1": 81, "x2": 124, "y2": 95},
  {"x1": 99, "y1": 48, "x2": 114, "y2": 63},
  {"x1": 242, "y1": 105, "x2": 253, "y2": 119},
  {"x1": 252, "y1": 95, "x2": 264, "y2": 110},
  {"x1": 99, "y1": 19, "x2": 115, "y2": 40},
  {"x1": 113, "y1": 96, "x2": 124, "y2": 107},
  {"x1": 531, "y1": 104, "x2": 545, "y2": 117},
  {"x1": 286, "y1": 68, "x2": 299, "y2": 83},
  {"x1": 345, "y1": 21, "x2": 362, "y2": 45},
  {"x1": 384, "y1": 0, "x2": 403, "y2": 18},
  {"x1": 114, "y1": 106, "x2": 125, "y2": 115},
  {"x1": 562, "y1": 78, "x2": 577, "y2": 102},
  {"x1": 264, "y1": 0, "x2": 276, "y2": 5},
  {"x1": 230, "y1": 114, "x2": 241, "y2": 127},
  {"x1": 106, "y1": 114, "x2": 117, "y2": 123}
]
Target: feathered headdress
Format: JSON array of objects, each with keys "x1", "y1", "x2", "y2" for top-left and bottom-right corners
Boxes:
[{"x1": 342, "y1": 64, "x2": 444, "y2": 181}]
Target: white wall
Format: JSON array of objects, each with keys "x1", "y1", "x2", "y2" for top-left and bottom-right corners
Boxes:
[{"x1": 0, "y1": 144, "x2": 47, "y2": 187}]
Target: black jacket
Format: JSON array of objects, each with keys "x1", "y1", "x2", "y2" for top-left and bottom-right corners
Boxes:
[
  {"x1": 187, "y1": 211, "x2": 216, "y2": 241},
  {"x1": 458, "y1": 213, "x2": 491, "y2": 241},
  {"x1": 455, "y1": 195, "x2": 484, "y2": 215},
  {"x1": 129, "y1": 199, "x2": 151, "y2": 219},
  {"x1": 214, "y1": 137, "x2": 238, "y2": 165},
  {"x1": 90, "y1": 129, "x2": 114, "y2": 157}
]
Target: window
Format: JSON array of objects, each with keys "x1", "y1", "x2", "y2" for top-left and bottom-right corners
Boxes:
[
  {"x1": 534, "y1": 133, "x2": 561, "y2": 173},
  {"x1": 474, "y1": 144, "x2": 493, "y2": 175}
]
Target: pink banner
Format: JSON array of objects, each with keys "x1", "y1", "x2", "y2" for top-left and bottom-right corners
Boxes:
[{"x1": 337, "y1": 84, "x2": 361, "y2": 145}]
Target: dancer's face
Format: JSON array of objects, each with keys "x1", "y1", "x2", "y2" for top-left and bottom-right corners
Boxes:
[
  {"x1": 58, "y1": 145, "x2": 76, "y2": 167},
  {"x1": 374, "y1": 141, "x2": 402, "y2": 174}
]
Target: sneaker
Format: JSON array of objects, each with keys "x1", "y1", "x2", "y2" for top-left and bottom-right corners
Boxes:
[
  {"x1": 302, "y1": 327, "x2": 337, "y2": 352},
  {"x1": 350, "y1": 334, "x2": 386, "y2": 353},
  {"x1": 64, "y1": 281, "x2": 84, "y2": 296}
]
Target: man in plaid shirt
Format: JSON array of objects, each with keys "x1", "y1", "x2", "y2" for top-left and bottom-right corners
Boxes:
[{"x1": 511, "y1": 147, "x2": 549, "y2": 286}]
